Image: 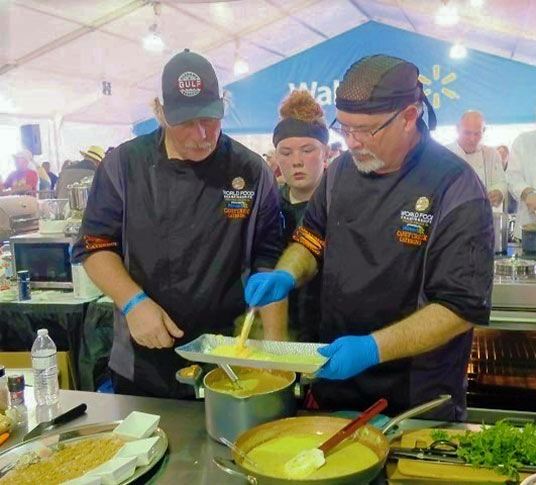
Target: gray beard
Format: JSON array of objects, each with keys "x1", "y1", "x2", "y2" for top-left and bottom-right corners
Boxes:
[{"x1": 351, "y1": 152, "x2": 386, "y2": 173}]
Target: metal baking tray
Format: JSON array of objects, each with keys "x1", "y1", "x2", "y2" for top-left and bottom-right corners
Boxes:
[
  {"x1": 0, "y1": 421, "x2": 168, "y2": 484},
  {"x1": 175, "y1": 334, "x2": 328, "y2": 373}
]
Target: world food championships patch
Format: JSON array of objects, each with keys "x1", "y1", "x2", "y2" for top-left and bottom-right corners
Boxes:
[{"x1": 396, "y1": 196, "x2": 434, "y2": 248}]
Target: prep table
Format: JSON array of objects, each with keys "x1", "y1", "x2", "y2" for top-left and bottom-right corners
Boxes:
[{"x1": 2, "y1": 389, "x2": 536, "y2": 484}]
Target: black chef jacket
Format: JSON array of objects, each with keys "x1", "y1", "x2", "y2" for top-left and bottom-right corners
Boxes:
[
  {"x1": 280, "y1": 184, "x2": 321, "y2": 342},
  {"x1": 72, "y1": 129, "x2": 283, "y2": 397},
  {"x1": 294, "y1": 125, "x2": 494, "y2": 420}
]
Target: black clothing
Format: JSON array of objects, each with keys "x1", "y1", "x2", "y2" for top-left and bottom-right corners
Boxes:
[
  {"x1": 73, "y1": 129, "x2": 283, "y2": 397},
  {"x1": 297, "y1": 129, "x2": 493, "y2": 420},
  {"x1": 280, "y1": 184, "x2": 321, "y2": 342}
]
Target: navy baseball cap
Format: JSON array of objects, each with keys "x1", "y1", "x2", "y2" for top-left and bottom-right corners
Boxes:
[{"x1": 161, "y1": 49, "x2": 224, "y2": 126}]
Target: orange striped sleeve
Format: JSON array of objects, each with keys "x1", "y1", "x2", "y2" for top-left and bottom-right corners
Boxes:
[{"x1": 292, "y1": 225, "x2": 325, "y2": 257}]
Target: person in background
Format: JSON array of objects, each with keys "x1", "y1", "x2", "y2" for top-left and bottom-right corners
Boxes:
[
  {"x1": 245, "y1": 54, "x2": 494, "y2": 420},
  {"x1": 447, "y1": 111, "x2": 506, "y2": 209},
  {"x1": 56, "y1": 145, "x2": 105, "y2": 199},
  {"x1": 274, "y1": 90, "x2": 328, "y2": 342},
  {"x1": 507, "y1": 126, "x2": 536, "y2": 239},
  {"x1": 33, "y1": 160, "x2": 51, "y2": 196},
  {"x1": 496, "y1": 145, "x2": 518, "y2": 215},
  {"x1": 327, "y1": 141, "x2": 342, "y2": 164},
  {"x1": 3, "y1": 149, "x2": 38, "y2": 195},
  {"x1": 263, "y1": 149, "x2": 285, "y2": 184},
  {"x1": 42, "y1": 162, "x2": 58, "y2": 191},
  {"x1": 497, "y1": 145, "x2": 509, "y2": 171},
  {"x1": 72, "y1": 49, "x2": 284, "y2": 399}
]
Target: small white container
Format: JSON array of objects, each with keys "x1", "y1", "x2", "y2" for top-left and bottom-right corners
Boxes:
[
  {"x1": 62, "y1": 475, "x2": 102, "y2": 485},
  {"x1": 115, "y1": 436, "x2": 160, "y2": 466},
  {"x1": 521, "y1": 474, "x2": 536, "y2": 485},
  {"x1": 113, "y1": 411, "x2": 160, "y2": 440},
  {"x1": 86, "y1": 456, "x2": 137, "y2": 485}
]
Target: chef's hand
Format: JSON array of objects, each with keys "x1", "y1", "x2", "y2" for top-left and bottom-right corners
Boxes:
[
  {"x1": 126, "y1": 297, "x2": 184, "y2": 349},
  {"x1": 488, "y1": 190, "x2": 503, "y2": 208},
  {"x1": 526, "y1": 192, "x2": 536, "y2": 213},
  {"x1": 245, "y1": 270, "x2": 295, "y2": 307},
  {"x1": 316, "y1": 335, "x2": 380, "y2": 380}
]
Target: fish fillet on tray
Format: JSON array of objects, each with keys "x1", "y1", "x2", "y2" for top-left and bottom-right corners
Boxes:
[{"x1": 175, "y1": 334, "x2": 328, "y2": 374}]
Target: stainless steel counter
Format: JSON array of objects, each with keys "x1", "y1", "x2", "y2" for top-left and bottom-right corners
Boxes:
[{"x1": 3, "y1": 390, "x2": 536, "y2": 484}]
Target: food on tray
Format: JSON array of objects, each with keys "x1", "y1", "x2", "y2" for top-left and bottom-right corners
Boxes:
[
  {"x1": 206, "y1": 367, "x2": 292, "y2": 398},
  {"x1": 242, "y1": 432, "x2": 378, "y2": 479},
  {"x1": 209, "y1": 343, "x2": 326, "y2": 366},
  {"x1": 0, "y1": 436, "x2": 124, "y2": 485},
  {"x1": 0, "y1": 414, "x2": 12, "y2": 434},
  {"x1": 430, "y1": 420, "x2": 536, "y2": 480}
]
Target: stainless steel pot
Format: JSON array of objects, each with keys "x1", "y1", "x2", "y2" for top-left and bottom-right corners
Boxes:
[
  {"x1": 67, "y1": 176, "x2": 93, "y2": 212},
  {"x1": 522, "y1": 224, "x2": 536, "y2": 255},
  {"x1": 493, "y1": 212, "x2": 508, "y2": 254},
  {"x1": 177, "y1": 365, "x2": 297, "y2": 442},
  {"x1": 213, "y1": 394, "x2": 451, "y2": 484}
]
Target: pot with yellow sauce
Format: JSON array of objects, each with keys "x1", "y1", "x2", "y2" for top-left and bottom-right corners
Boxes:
[
  {"x1": 203, "y1": 366, "x2": 297, "y2": 443},
  {"x1": 214, "y1": 416, "x2": 387, "y2": 484}
]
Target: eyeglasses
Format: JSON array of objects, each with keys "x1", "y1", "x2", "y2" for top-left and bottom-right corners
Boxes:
[{"x1": 330, "y1": 109, "x2": 402, "y2": 141}]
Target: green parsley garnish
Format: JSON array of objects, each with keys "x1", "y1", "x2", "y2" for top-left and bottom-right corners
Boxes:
[{"x1": 431, "y1": 420, "x2": 536, "y2": 481}]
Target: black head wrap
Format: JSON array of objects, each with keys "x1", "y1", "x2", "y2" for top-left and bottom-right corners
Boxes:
[
  {"x1": 273, "y1": 118, "x2": 329, "y2": 147},
  {"x1": 335, "y1": 54, "x2": 437, "y2": 130}
]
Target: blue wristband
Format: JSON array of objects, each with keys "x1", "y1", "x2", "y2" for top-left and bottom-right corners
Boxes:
[{"x1": 122, "y1": 292, "x2": 148, "y2": 316}]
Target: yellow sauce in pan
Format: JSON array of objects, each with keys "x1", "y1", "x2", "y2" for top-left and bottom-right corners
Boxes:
[
  {"x1": 206, "y1": 368, "x2": 291, "y2": 398},
  {"x1": 209, "y1": 344, "x2": 326, "y2": 366},
  {"x1": 242, "y1": 433, "x2": 379, "y2": 479}
]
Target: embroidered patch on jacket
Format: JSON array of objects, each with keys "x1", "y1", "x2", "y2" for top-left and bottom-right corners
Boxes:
[
  {"x1": 83, "y1": 235, "x2": 119, "y2": 250},
  {"x1": 293, "y1": 226, "x2": 325, "y2": 257},
  {"x1": 396, "y1": 196, "x2": 434, "y2": 248},
  {"x1": 222, "y1": 181, "x2": 255, "y2": 220}
]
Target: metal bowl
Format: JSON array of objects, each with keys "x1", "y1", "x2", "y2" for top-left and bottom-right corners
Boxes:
[{"x1": 495, "y1": 257, "x2": 536, "y2": 278}]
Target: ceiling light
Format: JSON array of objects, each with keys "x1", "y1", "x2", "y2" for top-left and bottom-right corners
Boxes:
[
  {"x1": 450, "y1": 43, "x2": 467, "y2": 59},
  {"x1": 143, "y1": 3, "x2": 165, "y2": 53},
  {"x1": 0, "y1": 94, "x2": 18, "y2": 112},
  {"x1": 470, "y1": 0, "x2": 484, "y2": 6},
  {"x1": 233, "y1": 56, "x2": 249, "y2": 76},
  {"x1": 435, "y1": 3, "x2": 459, "y2": 26},
  {"x1": 143, "y1": 31, "x2": 165, "y2": 52}
]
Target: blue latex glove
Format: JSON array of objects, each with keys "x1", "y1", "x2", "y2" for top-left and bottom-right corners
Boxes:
[
  {"x1": 245, "y1": 270, "x2": 295, "y2": 307},
  {"x1": 316, "y1": 335, "x2": 380, "y2": 380}
]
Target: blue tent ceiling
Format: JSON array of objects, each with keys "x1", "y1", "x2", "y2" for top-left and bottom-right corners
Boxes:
[{"x1": 221, "y1": 21, "x2": 536, "y2": 134}]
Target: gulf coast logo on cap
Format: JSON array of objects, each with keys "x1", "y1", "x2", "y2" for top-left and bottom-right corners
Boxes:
[{"x1": 177, "y1": 71, "x2": 203, "y2": 97}]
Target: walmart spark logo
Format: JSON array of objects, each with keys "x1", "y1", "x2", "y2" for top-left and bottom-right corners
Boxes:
[{"x1": 419, "y1": 65, "x2": 459, "y2": 109}]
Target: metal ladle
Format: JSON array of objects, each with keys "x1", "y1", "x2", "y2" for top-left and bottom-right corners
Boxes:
[{"x1": 218, "y1": 363, "x2": 244, "y2": 390}]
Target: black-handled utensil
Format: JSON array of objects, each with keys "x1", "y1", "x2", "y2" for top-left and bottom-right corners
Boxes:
[{"x1": 23, "y1": 403, "x2": 87, "y2": 442}]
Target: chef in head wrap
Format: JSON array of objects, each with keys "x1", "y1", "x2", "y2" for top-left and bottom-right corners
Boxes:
[{"x1": 245, "y1": 54, "x2": 494, "y2": 421}]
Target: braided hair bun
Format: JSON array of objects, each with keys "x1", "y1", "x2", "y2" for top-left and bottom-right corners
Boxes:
[{"x1": 279, "y1": 90, "x2": 326, "y2": 126}]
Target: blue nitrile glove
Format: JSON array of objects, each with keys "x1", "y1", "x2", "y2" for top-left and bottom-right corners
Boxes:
[
  {"x1": 316, "y1": 335, "x2": 380, "y2": 380},
  {"x1": 245, "y1": 270, "x2": 295, "y2": 307}
]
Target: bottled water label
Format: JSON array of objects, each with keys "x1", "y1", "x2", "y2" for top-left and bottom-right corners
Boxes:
[{"x1": 32, "y1": 355, "x2": 56, "y2": 370}]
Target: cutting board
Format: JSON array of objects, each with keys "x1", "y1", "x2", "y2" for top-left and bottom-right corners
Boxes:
[{"x1": 393, "y1": 428, "x2": 531, "y2": 483}]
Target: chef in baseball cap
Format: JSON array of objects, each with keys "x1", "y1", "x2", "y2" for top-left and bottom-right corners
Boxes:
[{"x1": 71, "y1": 49, "x2": 284, "y2": 399}]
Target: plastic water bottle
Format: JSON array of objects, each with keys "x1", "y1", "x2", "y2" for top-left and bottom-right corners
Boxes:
[{"x1": 31, "y1": 329, "x2": 59, "y2": 405}]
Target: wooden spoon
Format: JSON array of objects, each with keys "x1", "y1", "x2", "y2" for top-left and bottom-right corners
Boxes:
[{"x1": 284, "y1": 398, "x2": 388, "y2": 479}]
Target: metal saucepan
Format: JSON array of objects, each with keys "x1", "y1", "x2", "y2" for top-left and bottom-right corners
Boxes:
[
  {"x1": 522, "y1": 223, "x2": 536, "y2": 255},
  {"x1": 67, "y1": 176, "x2": 94, "y2": 212},
  {"x1": 213, "y1": 394, "x2": 451, "y2": 485},
  {"x1": 177, "y1": 365, "x2": 297, "y2": 442}
]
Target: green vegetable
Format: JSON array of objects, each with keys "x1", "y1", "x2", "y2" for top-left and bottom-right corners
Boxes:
[
  {"x1": 430, "y1": 429, "x2": 449, "y2": 442},
  {"x1": 430, "y1": 420, "x2": 536, "y2": 481}
]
